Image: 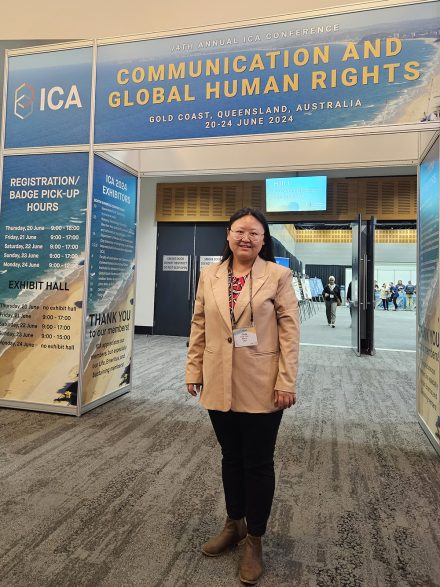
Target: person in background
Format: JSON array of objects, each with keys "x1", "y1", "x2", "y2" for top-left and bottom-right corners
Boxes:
[
  {"x1": 186, "y1": 208, "x2": 300, "y2": 585},
  {"x1": 380, "y1": 283, "x2": 389, "y2": 310},
  {"x1": 389, "y1": 282, "x2": 399, "y2": 311},
  {"x1": 322, "y1": 276, "x2": 342, "y2": 328},
  {"x1": 346, "y1": 281, "x2": 352, "y2": 323},
  {"x1": 374, "y1": 281, "x2": 380, "y2": 304},
  {"x1": 405, "y1": 281, "x2": 416, "y2": 311},
  {"x1": 396, "y1": 280, "x2": 406, "y2": 309}
]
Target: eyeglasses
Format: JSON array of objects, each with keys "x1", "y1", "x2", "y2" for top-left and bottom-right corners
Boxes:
[{"x1": 229, "y1": 229, "x2": 264, "y2": 241}]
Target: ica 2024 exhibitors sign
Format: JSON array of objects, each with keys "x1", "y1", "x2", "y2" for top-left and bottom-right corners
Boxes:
[{"x1": 82, "y1": 156, "x2": 137, "y2": 407}]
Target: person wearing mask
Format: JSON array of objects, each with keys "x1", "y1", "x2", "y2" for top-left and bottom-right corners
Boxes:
[
  {"x1": 322, "y1": 276, "x2": 342, "y2": 328},
  {"x1": 380, "y1": 283, "x2": 390, "y2": 310},
  {"x1": 186, "y1": 208, "x2": 300, "y2": 585},
  {"x1": 405, "y1": 281, "x2": 416, "y2": 311}
]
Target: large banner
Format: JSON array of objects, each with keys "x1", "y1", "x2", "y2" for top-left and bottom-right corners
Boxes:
[
  {"x1": 94, "y1": 2, "x2": 440, "y2": 143},
  {"x1": 5, "y1": 47, "x2": 93, "y2": 149},
  {"x1": 418, "y1": 137, "x2": 440, "y2": 451},
  {"x1": 82, "y1": 156, "x2": 137, "y2": 405},
  {"x1": 0, "y1": 153, "x2": 89, "y2": 408}
]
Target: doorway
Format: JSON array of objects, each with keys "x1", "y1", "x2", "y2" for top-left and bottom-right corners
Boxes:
[
  {"x1": 373, "y1": 222, "x2": 417, "y2": 352},
  {"x1": 268, "y1": 218, "x2": 376, "y2": 354},
  {"x1": 154, "y1": 222, "x2": 226, "y2": 336}
]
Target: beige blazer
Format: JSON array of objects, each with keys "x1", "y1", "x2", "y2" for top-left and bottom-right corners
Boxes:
[{"x1": 186, "y1": 255, "x2": 300, "y2": 413}]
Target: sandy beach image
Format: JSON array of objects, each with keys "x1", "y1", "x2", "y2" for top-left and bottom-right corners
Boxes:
[
  {"x1": 0, "y1": 273, "x2": 85, "y2": 406},
  {"x1": 386, "y1": 39, "x2": 440, "y2": 125}
]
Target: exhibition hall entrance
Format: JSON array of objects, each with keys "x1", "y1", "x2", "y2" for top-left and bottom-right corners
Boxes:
[
  {"x1": 294, "y1": 217, "x2": 417, "y2": 353},
  {"x1": 269, "y1": 216, "x2": 376, "y2": 355},
  {"x1": 152, "y1": 215, "x2": 376, "y2": 357}
]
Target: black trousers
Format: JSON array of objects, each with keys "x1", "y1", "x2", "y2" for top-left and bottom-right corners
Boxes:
[{"x1": 208, "y1": 409, "x2": 283, "y2": 537}]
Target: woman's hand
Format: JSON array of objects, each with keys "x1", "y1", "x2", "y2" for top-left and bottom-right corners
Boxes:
[
  {"x1": 274, "y1": 390, "x2": 297, "y2": 409},
  {"x1": 187, "y1": 383, "x2": 203, "y2": 397}
]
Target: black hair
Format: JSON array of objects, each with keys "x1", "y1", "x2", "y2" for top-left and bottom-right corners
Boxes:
[{"x1": 221, "y1": 207, "x2": 275, "y2": 263}]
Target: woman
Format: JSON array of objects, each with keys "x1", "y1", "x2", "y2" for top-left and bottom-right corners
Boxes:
[
  {"x1": 389, "y1": 282, "x2": 399, "y2": 311},
  {"x1": 322, "y1": 276, "x2": 342, "y2": 328},
  {"x1": 380, "y1": 283, "x2": 389, "y2": 310},
  {"x1": 186, "y1": 208, "x2": 299, "y2": 585}
]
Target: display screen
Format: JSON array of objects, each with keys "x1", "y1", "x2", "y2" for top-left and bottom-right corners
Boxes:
[
  {"x1": 266, "y1": 176, "x2": 327, "y2": 212},
  {"x1": 275, "y1": 257, "x2": 290, "y2": 268}
]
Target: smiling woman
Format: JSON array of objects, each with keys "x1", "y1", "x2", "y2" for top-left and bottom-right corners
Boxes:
[{"x1": 185, "y1": 207, "x2": 300, "y2": 584}]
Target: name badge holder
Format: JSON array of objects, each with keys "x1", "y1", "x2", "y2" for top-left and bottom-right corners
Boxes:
[{"x1": 229, "y1": 267, "x2": 258, "y2": 348}]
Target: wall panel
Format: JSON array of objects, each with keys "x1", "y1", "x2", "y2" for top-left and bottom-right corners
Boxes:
[{"x1": 156, "y1": 177, "x2": 417, "y2": 222}]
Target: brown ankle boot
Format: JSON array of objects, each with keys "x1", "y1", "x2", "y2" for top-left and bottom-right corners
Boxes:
[
  {"x1": 239, "y1": 534, "x2": 263, "y2": 584},
  {"x1": 201, "y1": 517, "x2": 247, "y2": 557}
]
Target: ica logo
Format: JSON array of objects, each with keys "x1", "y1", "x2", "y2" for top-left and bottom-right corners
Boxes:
[{"x1": 14, "y1": 83, "x2": 82, "y2": 119}]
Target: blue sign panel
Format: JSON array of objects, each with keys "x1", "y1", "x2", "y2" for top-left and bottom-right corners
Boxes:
[
  {"x1": 0, "y1": 152, "x2": 89, "y2": 406},
  {"x1": 83, "y1": 156, "x2": 137, "y2": 405},
  {"x1": 275, "y1": 257, "x2": 290, "y2": 268},
  {"x1": 94, "y1": 2, "x2": 440, "y2": 144},
  {"x1": 5, "y1": 47, "x2": 93, "y2": 148},
  {"x1": 87, "y1": 156, "x2": 137, "y2": 316}
]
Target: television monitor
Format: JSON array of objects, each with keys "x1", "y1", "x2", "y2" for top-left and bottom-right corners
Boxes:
[
  {"x1": 275, "y1": 257, "x2": 290, "y2": 268},
  {"x1": 266, "y1": 176, "x2": 327, "y2": 212}
]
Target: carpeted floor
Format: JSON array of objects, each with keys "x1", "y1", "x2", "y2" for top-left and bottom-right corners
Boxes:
[{"x1": 0, "y1": 336, "x2": 439, "y2": 586}]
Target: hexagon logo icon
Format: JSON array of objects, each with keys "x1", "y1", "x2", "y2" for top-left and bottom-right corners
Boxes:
[{"x1": 14, "y1": 82, "x2": 35, "y2": 120}]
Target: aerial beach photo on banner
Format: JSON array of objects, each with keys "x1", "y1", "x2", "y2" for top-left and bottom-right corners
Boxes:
[{"x1": 94, "y1": 1, "x2": 440, "y2": 143}]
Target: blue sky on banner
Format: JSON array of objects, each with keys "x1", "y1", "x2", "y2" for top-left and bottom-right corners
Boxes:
[{"x1": 94, "y1": 2, "x2": 440, "y2": 143}]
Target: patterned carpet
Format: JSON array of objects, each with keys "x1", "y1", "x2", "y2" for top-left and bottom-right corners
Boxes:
[{"x1": 0, "y1": 336, "x2": 439, "y2": 586}]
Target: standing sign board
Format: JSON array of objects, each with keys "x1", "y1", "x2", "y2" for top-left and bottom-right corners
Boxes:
[
  {"x1": 0, "y1": 152, "x2": 89, "y2": 410},
  {"x1": 300, "y1": 277, "x2": 311, "y2": 300},
  {"x1": 82, "y1": 156, "x2": 138, "y2": 408},
  {"x1": 292, "y1": 277, "x2": 303, "y2": 301},
  {"x1": 417, "y1": 137, "x2": 440, "y2": 454},
  {"x1": 302, "y1": 278, "x2": 313, "y2": 300}
]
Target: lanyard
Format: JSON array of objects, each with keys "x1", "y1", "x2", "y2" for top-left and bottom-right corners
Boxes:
[{"x1": 228, "y1": 266, "x2": 254, "y2": 328}]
